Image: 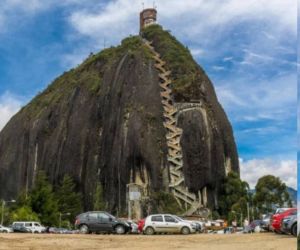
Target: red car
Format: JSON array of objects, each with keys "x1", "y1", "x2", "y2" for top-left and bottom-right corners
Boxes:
[
  {"x1": 137, "y1": 219, "x2": 145, "y2": 233},
  {"x1": 271, "y1": 208, "x2": 297, "y2": 233}
]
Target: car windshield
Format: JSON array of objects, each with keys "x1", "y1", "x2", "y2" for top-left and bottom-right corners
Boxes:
[
  {"x1": 106, "y1": 213, "x2": 115, "y2": 220},
  {"x1": 173, "y1": 216, "x2": 183, "y2": 221}
]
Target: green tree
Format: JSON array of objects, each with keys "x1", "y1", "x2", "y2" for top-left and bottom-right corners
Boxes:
[
  {"x1": 93, "y1": 182, "x2": 106, "y2": 210},
  {"x1": 29, "y1": 171, "x2": 59, "y2": 226},
  {"x1": 56, "y1": 175, "x2": 82, "y2": 225},
  {"x1": 9, "y1": 206, "x2": 39, "y2": 222},
  {"x1": 218, "y1": 172, "x2": 249, "y2": 219},
  {"x1": 253, "y1": 175, "x2": 292, "y2": 215}
]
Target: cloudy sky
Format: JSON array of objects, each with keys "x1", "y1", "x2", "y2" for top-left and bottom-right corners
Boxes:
[{"x1": 0, "y1": 0, "x2": 297, "y2": 189}]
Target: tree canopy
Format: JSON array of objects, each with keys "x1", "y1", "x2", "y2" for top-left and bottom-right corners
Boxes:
[{"x1": 253, "y1": 175, "x2": 292, "y2": 214}]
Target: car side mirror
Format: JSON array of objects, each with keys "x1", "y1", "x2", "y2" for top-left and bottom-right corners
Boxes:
[{"x1": 109, "y1": 217, "x2": 112, "y2": 221}]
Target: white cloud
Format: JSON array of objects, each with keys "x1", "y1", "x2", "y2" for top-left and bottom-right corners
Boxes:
[
  {"x1": 0, "y1": 92, "x2": 22, "y2": 131},
  {"x1": 215, "y1": 73, "x2": 297, "y2": 122},
  {"x1": 212, "y1": 65, "x2": 226, "y2": 71},
  {"x1": 68, "y1": 0, "x2": 296, "y2": 42},
  {"x1": 0, "y1": 0, "x2": 100, "y2": 32},
  {"x1": 240, "y1": 158, "x2": 297, "y2": 189},
  {"x1": 223, "y1": 57, "x2": 233, "y2": 62},
  {"x1": 190, "y1": 48, "x2": 204, "y2": 57}
]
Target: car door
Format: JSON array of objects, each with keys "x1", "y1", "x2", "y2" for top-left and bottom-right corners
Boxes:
[
  {"x1": 34, "y1": 223, "x2": 41, "y2": 232},
  {"x1": 25, "y1": 222, "x2": 32, "y2": 232},
  {"x1": 98, "y1": 213, "x2": 114, "y2": 232},
  {"x1": 164, "y1": 215, "x2": 179, "y2": 233},
  {"x1": 87, "y1": 212, "x2": 99, "y2": 231},
  {"x1": 150, "y1": 215, "x2": 165, "y2": 232}
]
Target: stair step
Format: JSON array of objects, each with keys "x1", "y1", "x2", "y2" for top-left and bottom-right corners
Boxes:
[
  {"x1": 174, "y1": 186, "x2": 196, "y2": 200},
  {"x1": 173, "y1": 191, "x2": 194, "y2": 205},
  {"x1": 170, "y1": 169, "x2": 181, "y2": 177},
  {"x1": 169, "y1": 177, "x2": 184, "y2": 187},
  {"x1": 182, "y1": 202, "x2": 202, "y2": 216},
  {"x1": 168, "y1": 159, "x2": 183, "y2": 168}
]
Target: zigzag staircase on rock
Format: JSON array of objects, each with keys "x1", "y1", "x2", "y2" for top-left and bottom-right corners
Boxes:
[{"x1": 143, "y1": 38, "x2": 202, "y2": 216}]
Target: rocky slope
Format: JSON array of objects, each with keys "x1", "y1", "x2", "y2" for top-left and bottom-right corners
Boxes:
[{"x1": 0, "y1": 25, "x2": 239, "y2": 213}]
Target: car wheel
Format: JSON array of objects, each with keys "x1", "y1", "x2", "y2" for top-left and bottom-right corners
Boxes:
[
  {"x1": 34, "y1": 231, "x2": 39, "y2": 234},
  {"x1": 291, "y1": 224, "x2": 297, "y2": 237},
  {"x1": 181, "y1": 227, "x2": 190, "y2": 235},
  {"x1": 3, "y1": 230, "x2": 8, "y2": 233},
  {"x1": 79, "y1": 225, "x2": 89, "y2": 234},
  {"x1": 115, "y1": 225, "x2": 125, "y2": 235},
  {"x1": 145, "y1": 227, "x2": 155, "y2": 235}
]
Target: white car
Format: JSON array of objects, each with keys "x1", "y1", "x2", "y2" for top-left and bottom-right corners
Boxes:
[
  {"x1": 127, "y1": 220, "x2": 139, "y2": 234},
  {"x1": 12, "y1": 221, "x2": 46, "y2": 233},
  {"x1": 0, "y1": 225, "x2": 13, "y2": 233},
  {"x1": 143, "y1": 214, "x2": 196, "y2": 235},
  {"x1": 173, "y1": 215, "x2": 204, "y2": 232}
]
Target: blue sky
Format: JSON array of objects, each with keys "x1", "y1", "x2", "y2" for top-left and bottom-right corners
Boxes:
[{"x1": 0, "y1": 0, "x2": 297, "y2": 189}]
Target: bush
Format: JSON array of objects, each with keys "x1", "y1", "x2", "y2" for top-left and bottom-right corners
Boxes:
[
  {"x1": 9, "y1": 206, "x2": 39, "y2": 223},
  {"x1": 149, "y1": 191, "x2": 184, "y2": 215}
]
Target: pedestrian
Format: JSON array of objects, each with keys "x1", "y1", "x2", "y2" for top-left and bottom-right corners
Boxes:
[{"x1": 243, "y1": 219, "x2": 250, "y2": 233}]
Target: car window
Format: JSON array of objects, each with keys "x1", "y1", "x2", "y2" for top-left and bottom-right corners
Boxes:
[
  {"x1": 99, "y1": 213, "x2": 110, "y2": 222},
  {"x1": 164, "y1": 216, "x2": 177, "y2": 223},
  {"x1": 151, "y1": 215, "x2": 163, "y2": 222},
  {"x1": 88, "y1": 213, "x2": 99, "y2": 220},
  {"x1": 25, "y1": 223, "x2": 32, "y2": 227},
  {"x1": 34, "y1": 223, "x2": 40, "y2": 227}
]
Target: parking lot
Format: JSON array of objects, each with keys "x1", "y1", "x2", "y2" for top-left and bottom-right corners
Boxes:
[{"x1": 0, "y1": 233, "x2": 296, "y2": 250}]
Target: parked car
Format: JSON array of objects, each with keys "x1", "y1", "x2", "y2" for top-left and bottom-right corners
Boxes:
[
  {"x1": 127, "y1": 220, "x2": 139, "y2": 234},
  {"x1": 143, "y1": 214, "x2": 196, "y2": 235},
  {"x1": 275, "y1": 208, "x2": 291, "y2": 214},
  {"x1": 75, "y1": 211, "x2": 131, "y2": 234},
  {"x1": 12, "y1": 221, "x2": 45, "y2": 233},
  {"x1": 271, "y1": 208, "x2": 296, "y2": 233},
  {"x1": 173, "y1": 215, "x2": 202, "y2": 232},
  {"x1": 0, "y1": 225, "x2": 13, "y2": 233},
  {"x1": 281, "y1": 214, "x2": 297, "y2": 236},
  {"x1": 47, "y1": 227, "x2": 73, "y2": 234},
  {"x1": 137, "y1": 218, "x2": 145, "y2": 233},
  {"x1": 261, "y1": 214, "x2": 272, "y2": 231},
  {"x1": 243, "y1": 220, "x2": 263, "y2": 233}
]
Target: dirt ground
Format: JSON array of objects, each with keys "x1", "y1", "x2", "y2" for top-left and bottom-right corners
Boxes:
[{"x1": 0, "y1": 232, "x2": 296, "y2": 250}]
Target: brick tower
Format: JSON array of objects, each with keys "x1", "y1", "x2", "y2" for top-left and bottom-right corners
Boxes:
[{"x1": 140, "y1": 8, "x2": 157, "y2": 31}]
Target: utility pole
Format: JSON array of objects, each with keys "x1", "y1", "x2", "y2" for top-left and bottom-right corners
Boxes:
[
  {"x1": 1, "y1": 201, "x2": 5, "y2": 225},
  {"x1": 241, "y1": 212, "x2": 243, "y2": 227},
  {"x1": 247, "y1": 202, "x2": 250, "y2": 222}
]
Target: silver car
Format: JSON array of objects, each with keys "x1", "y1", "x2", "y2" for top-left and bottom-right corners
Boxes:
[
  {"x1": 281, "y1": 215, "x2": 297, "y2": 236},
  {"x1": 173, "y1": 215, "x2": 203, "y2": 232},
  {"x1": 0, "y1": 225, "x2": 13, "y2": 233},
  {"x1": 143, "y1": 214, "x2": 196, "y2": 235}
]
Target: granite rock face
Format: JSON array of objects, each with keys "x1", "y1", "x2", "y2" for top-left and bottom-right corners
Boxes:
[{"x1": 0, "y1": 25, "x2": 239, "y2": 212}]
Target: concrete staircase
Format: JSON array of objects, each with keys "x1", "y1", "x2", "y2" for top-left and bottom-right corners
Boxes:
[{"x1": 143, "y1": 39, "x2": 202, "y2": 215}]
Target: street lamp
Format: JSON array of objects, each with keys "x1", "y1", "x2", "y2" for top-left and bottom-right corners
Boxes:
[
  {"x1": 59, "y1": 212, "x2": 71, "y2": 228},
  {"x1": 1, "y1": 200, "x2": 16, "y2": 225}
]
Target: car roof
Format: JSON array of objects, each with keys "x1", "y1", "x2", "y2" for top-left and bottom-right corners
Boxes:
[
  {"x1": 13, "y1": 221, "x2": 40, "y2": 223},
  {"x1": 80, "y1": 211, "x2": 109, "y2": 214}
]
